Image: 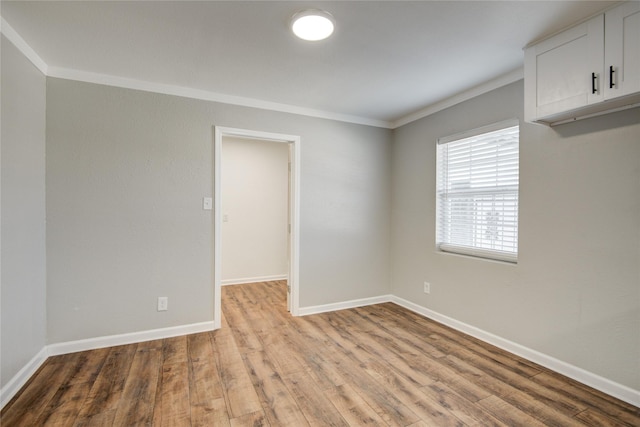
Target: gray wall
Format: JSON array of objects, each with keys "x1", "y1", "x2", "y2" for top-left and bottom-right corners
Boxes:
[
  {"x1": 1, "y1": 35, "x2": 47, "y2": 388},
  {"x1": 11, "y1": 38, "x2": 636, "y2": 397},
  {"x1": 46, "y1": 78, "x2": 392, "y2": 343},
  {"x1": 391, "y1": 80, "x2": 640, "y2": 390}
]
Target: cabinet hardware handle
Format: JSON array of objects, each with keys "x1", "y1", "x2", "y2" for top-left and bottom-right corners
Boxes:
[
  {"x1": 592, "y1": 72, "x2": 597, "y2": 94},
  {"x1": 609, "y1": 66, "x2": 615, "y2": 89}
]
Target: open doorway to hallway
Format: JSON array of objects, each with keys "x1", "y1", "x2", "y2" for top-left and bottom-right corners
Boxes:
[
  {"x1": 220, "y1": 136, "x2": 289, "y2": 286},
  {"x1": 214, "y1": 127, "x2": 300, "y2": 329}
]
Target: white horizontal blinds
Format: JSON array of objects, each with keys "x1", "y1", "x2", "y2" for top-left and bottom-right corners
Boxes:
[{"x1": 437, "y1": 121, "x2": 519, "y2": 262}]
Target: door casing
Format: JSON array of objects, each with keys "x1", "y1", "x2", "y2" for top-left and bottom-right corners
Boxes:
[{"x1": 213, "y1": 126, "x2": 301, "y2": 328}]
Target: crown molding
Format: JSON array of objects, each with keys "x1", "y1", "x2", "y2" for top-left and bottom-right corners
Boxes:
[
  {"x1": 46, "y1": 66, "x2": 392, "y2": 128},
  {"x1": 392, "y1": 68, "x2": 524, "y2": 128},
  {"x1": 2, "y1": 15, "x2": 521, "y2": 131},
  {"x1": 0, "y1": 16, "x2": 48, "y2": 75}
]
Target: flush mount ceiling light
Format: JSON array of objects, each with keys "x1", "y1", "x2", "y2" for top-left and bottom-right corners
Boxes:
[{"x1": 291, "y1": 10, "x2": 335, "y2": 41}]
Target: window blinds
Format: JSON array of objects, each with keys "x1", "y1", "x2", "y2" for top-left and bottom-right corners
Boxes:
[{"x1": 436, "y1": 121, "x2": 519, "y2": 263}]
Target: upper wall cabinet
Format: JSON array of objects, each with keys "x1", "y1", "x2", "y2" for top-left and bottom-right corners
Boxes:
[
  {"x1": 525, "y1": 1, "x2": 640, "y2": 125},
  {"x1": 605, "y1": 2, "x2": 640, "y2": 98}
]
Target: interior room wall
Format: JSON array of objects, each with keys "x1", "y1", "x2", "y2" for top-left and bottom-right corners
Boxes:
[
  {"x1": 1, "y1": 36, "x2": 47, "y2": 389},
  {"x1": 391, "y1": 80, "x2": 640, "y2": 391},
  {"x1": 221, "y1": 136, "x2": 289, "y2": 284},
  {"x1": 45, "y1": 77, "x2": 393, "y2": 344}
]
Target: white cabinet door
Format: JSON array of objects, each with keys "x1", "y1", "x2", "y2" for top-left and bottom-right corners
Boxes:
[
  {"x1": 524, "y1": 15, "x2": 604, "y2": 122},
  {"x1": 604, "y1": 1, "x2": 640, "y2": 99}
]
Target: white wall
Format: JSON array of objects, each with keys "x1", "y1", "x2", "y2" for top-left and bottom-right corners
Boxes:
[
  {"x1": 221, "y1": 137, "x2": 289, "y2": 284},
  {"x1": 45, "y1": 78, "x2": 392, "y2": 343},
  {"x1": 391, "y1": 80, "x2": 640, "y2": 391},
  {"x1": 1, "y1": 35, "x2": 47, "y2": 389}
]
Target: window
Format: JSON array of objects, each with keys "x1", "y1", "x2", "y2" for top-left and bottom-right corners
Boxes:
[{"x1": 436, "y1": 120, "x2": 519, "y2": 263}]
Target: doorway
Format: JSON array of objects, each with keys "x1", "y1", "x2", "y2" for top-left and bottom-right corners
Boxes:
[{"x1": 213, "y1": 127, "x2": 300, "y2": 329}]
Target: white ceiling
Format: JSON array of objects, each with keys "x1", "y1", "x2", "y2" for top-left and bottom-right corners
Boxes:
[{"x1": 1, "y1": 1, "x2": 618, "y2": 127}]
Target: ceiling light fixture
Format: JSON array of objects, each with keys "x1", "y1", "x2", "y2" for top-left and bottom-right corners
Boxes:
[{"x1": 291, "y1": 10, "x2": 335, "y2": 41}]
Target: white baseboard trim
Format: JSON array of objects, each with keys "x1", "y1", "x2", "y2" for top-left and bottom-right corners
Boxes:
[
  {"x1": 222, "y1": 275, "x2": 288, "y2": 286},
  {"x1": 390, "y1": 295, "x2": 640, "y2": 407},
  {"x1": 1, "y1": 321, "x2": 217, "y2": 411},
  {"x1": 1, "y1": 321, "x2": 217, "y2": 410},
  {"x1": 1, "y1": 346, "x2": 49, "y2": 409},
  {"x1": 3, "y1": 298, "x2": 638, "y2": 410},
  {"x1": 298, "y1": 294, "x2": 393, "y2": 316},
  {"x1": 47, "y1": 321, "x2": 216, "y2": 356}
]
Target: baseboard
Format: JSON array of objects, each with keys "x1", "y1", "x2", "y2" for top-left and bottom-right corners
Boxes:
[
  {"x1": 221, "y1": 274, "x2": 288, "y2": 286},
  {"x1": 47, "y1": 321, "x2": 216, "y2": 356},
  {"x1": 1, "y1": 321, "x2": 217, "y2": 411},
  {"x1": 390, "y1": 295, "x2": 640, "y2": 407},
  {"x1": 3, "y1": 298, "x2": 638, "y2": 410},
  {"x1": 298, "y1": 294, "x2": 393, "y2": 316},
  {"x1": 1, "y1": 346, "x2": 49, "y2": 410}
]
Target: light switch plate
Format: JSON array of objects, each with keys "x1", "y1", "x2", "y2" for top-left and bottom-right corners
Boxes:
[{"x1": 203, "y1": 197, "x2": 213, "y2": 210}]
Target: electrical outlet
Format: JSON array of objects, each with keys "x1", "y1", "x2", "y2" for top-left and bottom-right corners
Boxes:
[
  {"x1": 157, "y1": 297, "x2": 168, "y2": 311},
  {"x1": 423, "y1": 282, "x2": 431, "y2": 294}
]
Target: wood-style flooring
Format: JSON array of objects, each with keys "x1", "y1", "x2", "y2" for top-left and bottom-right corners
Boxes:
[{"x1": 2, "y1": 280, "x2": 639, "y2": 426}]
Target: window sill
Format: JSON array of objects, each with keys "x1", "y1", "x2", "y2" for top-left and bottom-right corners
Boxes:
[{"x1": 438, "y1": 244, "x2": 518, "y2": 264}]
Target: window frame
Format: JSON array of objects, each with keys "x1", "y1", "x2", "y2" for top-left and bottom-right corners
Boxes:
[{"x1": 435, "y1": 119, "x2": 520, "y2": 263}]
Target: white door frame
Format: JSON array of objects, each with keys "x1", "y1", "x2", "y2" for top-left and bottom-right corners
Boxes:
[{"x1": 213, "y1": 126, "x2": 301, "y2": 329}]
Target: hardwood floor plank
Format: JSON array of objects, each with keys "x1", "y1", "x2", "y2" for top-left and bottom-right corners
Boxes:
[
  {"x1": 242, "y1": 350, "x2": 310, "y2": 426},
  {"x1": 256, "y1": 326, "x2": 307, "y2": 377},
  {"x1": 343, "y1": 307, "x2": 492, "y2": 404},
  {"x1": 73, "y1": 344, "x2": 137, "y2": 426},
  {"x1": 33, "y1": 380, "x2": 91, "y2": 426},
  {"x1": 229, "y1": 410, "x2": 270, "y2": 427},
  {"x1": 434, "y1": 334, "x2": 587, "y2": 416},
  {"x1": 188, "y1": 332, "x2": 226, "y2": 424},
  {"x1": 3, "y1": 281, "x2": 639, "y2": 427},
  {"x1": 420, "y1": 382, "x2": 508, "y2": 427},
  {"x1": 574, "y1": 407, "x2": 636, "y2": 427},
  {"x1": 443, "y1": 355, "x2": 587, "y2": 426},
  {"x1": 302, "y1": 317, "x2": 420, "y2": 426},
  {"x1": 0, "y1": 363, "x2": 75, "y2": 426},
  {"x1": 242, "y1": 282, "x2": 288, "y2": 331},
  {"x1": 282, "y1": 370, "x2": 349, "y2": 427},
  {"x1": 313, "y1": 310, "x2": 436, "y2": 387},
  {"x1": 374, "y1": 303, "x2": 542, "y2": 379},
  {"x1": 315, "y1": 349, "x2": 420, "y2": 425},
  {"x1": 187, "y1": 331, "x2": 216, "y2": 364},
  {"x1": 478, "y1": 395, "x2": 550, "y2": 426},
  {"x1": 111, "y1": 340, "x2": 163, "y2": 426},
  {"x1": 162, "y1": 335, "x2": 188, "y2": 365},
  {"x1": 62, "y1": 347, "x2": 111, "y2": 387},
  {"x1": 378, "y1": 302, "x2": 543, "y2": 376},
  {"x1": 75, "y1": 408, "x2": 117, "y2": 427},
  {"x1": 531, "y1": 371, "x2": 640, "y2": 426},
  {"x1": 188, "y1": 356, "x2": 224, "y2": 404},
  {"x1": 361, "y1": 357, "x2": 464, "y2": 427},
  {"x1": 191, "y1": 397, "x2": 230, "y2": 427},
  {"x1": 156, "y1": 361, "x2": 191, "y2": 426},
  {"x1": 213, "y1": 328, "x2": 263, "y2": 418},
  {"x1": 231, "y1": 284, "x2": 275, "y2": 332},
  {"x1": 298, "y1": 348, "x2": 348, "y2": 391},
  {"x1": 352, "y1": 306, "x2": 446, "y2": 359},
  {"x1": 265, "y1": 317, "x2": 347, "y2": 392},
  {"x1": 223, "y1": 286, "x2": 264, "y2": 353},
  {"x1": 325, "y1": 384, "x2": 388, "y2": 426}
]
